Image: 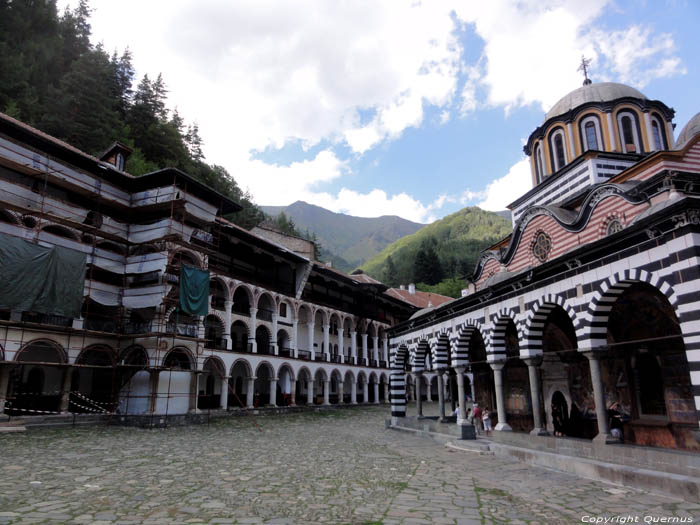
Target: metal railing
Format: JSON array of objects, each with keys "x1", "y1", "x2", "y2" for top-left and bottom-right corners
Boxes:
[
  {"x1": 205, "y1": 337, "x2": 227, "y2": 350},
  {"x1": 123, "y1": 321, "x2": 152, "y2": 334},
  {"x1": 278, "y1": 346, "x2": 293, "y2": 358},
  {"x1": 231, "y1": 305, "x2": 250, "y2": 317},
  {"x1": 297, "y1": 350, "x2": 311, "y2": 361},
  {"x1": 257, "y1": 308, "x2": 274, "y2": 322},
  {"x1": 330, "y1": 355, "x2": 342, "y2": 363},
  {"x1": 257, "y1": 344, "x2": 272, "y2": 355},
  {"x1": 165, "y1": 322, "x2": 198, "y2": 338},
  {"x1": 21, "y1": 312, "x2": 72, "y2": 327},
  {"x1": 83, "y1": 318, "x2": 118, "y2": 333}
]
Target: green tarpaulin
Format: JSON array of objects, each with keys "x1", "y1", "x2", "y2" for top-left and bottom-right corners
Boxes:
[
  {"x1": 0, "y1": 233, "x2": 86, "y2": 318},
  {"x1": 179, "y1": 264, "x2": 209, "y2": 316}
]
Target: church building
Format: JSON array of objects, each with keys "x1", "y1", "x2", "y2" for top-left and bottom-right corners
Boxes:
[{"x1": 389, "y1": 79, "x2": 700, "y2": 451}]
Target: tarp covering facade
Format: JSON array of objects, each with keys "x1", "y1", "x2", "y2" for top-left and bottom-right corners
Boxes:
[
  {"x1": 179, "y1": 264, "x2": 209, "y2": 316},
  {"x1": 0, "y1": 233, "x2": 86, "y2": 317}
]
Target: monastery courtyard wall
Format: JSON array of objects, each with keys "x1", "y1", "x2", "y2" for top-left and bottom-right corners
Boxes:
[{"x1": 1, "y1": 405, "x2": 697, "y2": 524}]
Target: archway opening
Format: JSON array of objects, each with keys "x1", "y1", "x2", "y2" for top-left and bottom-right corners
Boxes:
[
  {"x1": 603, "y1": 282, "x2": 695, "y2": 450},
  {"x1": 10, "y1": 341, "x2": 65, "y2": 415},
  {"x1": 503, "y1": 320, "x2": 532, "y2": 432}
]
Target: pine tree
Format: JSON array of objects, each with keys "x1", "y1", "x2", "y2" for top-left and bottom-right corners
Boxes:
[{"x1": 385, "y1": 255, "x2": 397, "y2": 286}]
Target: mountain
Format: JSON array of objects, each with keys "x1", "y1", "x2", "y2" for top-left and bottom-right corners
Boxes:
[
  {"x1": 360, "y1": 206, "x2": 512, "y2": 286},
  {"x1": 261, "y1": 201, "x2": 426, "y2": 271}
]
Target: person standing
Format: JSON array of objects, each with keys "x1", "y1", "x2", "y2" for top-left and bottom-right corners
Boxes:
[
  {"x1": 482, "y1": 407, "x2": 492, "y2": 437},
  {"x1": 472, "y1": 403, "x2": 482, "y2": 436}
]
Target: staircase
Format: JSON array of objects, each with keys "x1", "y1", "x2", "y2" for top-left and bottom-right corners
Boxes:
[{"x1": 0, "y1": 415, "x2": 26, "y2": 433}]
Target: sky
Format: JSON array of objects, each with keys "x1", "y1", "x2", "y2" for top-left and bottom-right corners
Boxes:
[{"x1": 59, "y1": 0, "x2": 699, "y2": 224}]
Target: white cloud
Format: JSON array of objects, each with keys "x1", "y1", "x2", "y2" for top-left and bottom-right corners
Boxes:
[
  {"x1": 476, "y1": 158, "x2": 533, "y2": 211},
  {"x1": 452, "y1": 0, "x2": 685, "y2": 113},
  {"x1": 58, "y1": 0, "x2": 685, "y2": 223}
]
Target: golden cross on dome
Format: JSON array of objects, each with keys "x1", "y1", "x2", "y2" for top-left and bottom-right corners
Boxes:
[{"x1": 578, "y1": 55, "x2": 592, "y2": 85}]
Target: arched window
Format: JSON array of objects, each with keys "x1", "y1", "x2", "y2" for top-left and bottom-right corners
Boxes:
[
  {"x1": 534, "y1": 143, "x2": 544, "y2": 183},
  {"x1": 650, "y1": 114, "x2": 667, "y2": 150},
  {"x1": 549, "y1": 129, "x2": 567, "y2": 172},
  {"x1": 606, "y1": 219, "x2": 623, "y2": 236},
  {"x1": 617, "y1": 111, "x2": 641, "y2": 153},
  {"x1": 579, "y1": 115, "x2": 602, "y2": 152}
]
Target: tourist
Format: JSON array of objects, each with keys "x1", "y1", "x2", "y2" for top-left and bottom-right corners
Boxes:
[
  {"x1": 482, "y1": 407, "x2": 492, "y2": 437},
  {"x1": 472, "y1": 403, "x2": 482, "y2": 435}
]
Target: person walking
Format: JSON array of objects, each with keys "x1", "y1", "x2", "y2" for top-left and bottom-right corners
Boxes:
[{"x1": 482, "y1": 407, "x2": 492, "y2": 437}]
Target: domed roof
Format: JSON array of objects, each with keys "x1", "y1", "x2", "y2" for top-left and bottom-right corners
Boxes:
[
  {"x1": 545, "y1": 82, "x2": 647, "y2": 121},
  {"x1": 675, "y1": 112, "x2": 700, "y2": 150}
]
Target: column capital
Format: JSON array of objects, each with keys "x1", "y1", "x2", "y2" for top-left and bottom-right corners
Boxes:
[
  {"x1": 522, "y1": 356, "x2": 543, "y2": 367},
  {"x1": 454, "y1": 365, "x2": 467, "y2": 374},
  {"x1": 489, "y1": 362, "x2": 505, "y2": 372}
]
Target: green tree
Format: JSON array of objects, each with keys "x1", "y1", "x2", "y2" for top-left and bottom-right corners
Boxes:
[{"x1": 385, "y1": 255, "x2": 398, "y2": 286}]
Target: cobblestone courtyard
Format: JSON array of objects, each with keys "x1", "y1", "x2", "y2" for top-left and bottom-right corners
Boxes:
[{"x1": 0, "y1": 405, "x2": 698, "y2": 524}]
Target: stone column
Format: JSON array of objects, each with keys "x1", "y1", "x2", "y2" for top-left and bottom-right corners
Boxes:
[
  {"x1": 361, "y1": 333, "x2": 368, "y2": 366},
  {"x1": 455, "y1": 367, "x2": 468, "y2": 424},
  {"x1": 351, "y1": 381, "x2": 357, "y2": 404},
  {"x1": 524, "y1": 357, "x2": 548, "y2": 435},
  {"x1": 189, "y1": 371, "x2": 201, "y2": 413},
  {"x1": 337, "y1": 327, "x2": 345, "y2": 363},
  {"x1": 269, "y1": 377, "x2": 277, "y2": 407},
  {"x1": 220, "y1": 376, "x2": 230, "y2": 410},
  {"x1": 59, "y1": 366, "x2": 73, "y2": 413},
  {"x1": 196, "y1": 316, "x2": 205, "y2": 339},
  {"x1": 426, "y1": 377, "x2": 433, "y2": 402},
  {"x1": 323, "y1": 324, "x2": 330, "y2": 360},
  {"x1": 373, "y1": 381, "x2": 379, "y2": 404},
  {"x1": 306, "y1": 379, "x2": 314, "y2": 405},
  {"x1": 362, "y1": 381, "x2": 369, "y2": 404},
  {"x1": 292, "y1": 319, "x2": 299, "y2": 358},
  {"x1": 271, "y1": 313, "x2": 279, "y2": 355},
  {"x1": 0, "y1": 364, "x2": 11, "y2": 414},
  {"x1": 290, "y1": 379, "x2": 297, "y2": 406},
  {"x1": 383, "y1": 337, "x2": 389, "y2": 364},
  {"x1": 372, "y1": 336, "x2": 379, "y2": 364},
  {"x1": 469, "y1": 374, "x2": 476, "y2": 403},
  {"x1": 350, "y1": 331, "x2": 358, "y2": 364},
  {"x1": 149, "y1": 370, "x2": 161, "y2": 414},
  {"x1": 490, "y1": 362, "x2": 511, "y2": 431},
  {"x1": 249, "y1": 307, "x2": 258, "y2": 353},
  {"x1": 323, "y1": 380, "x2": 330, "y2": 405},
  {"x1": 436, "y1": 370, "x2": 446, "y2": 420},
  {"x1": 384, "y1": 381, "x2": 390, "y2": 403},
  {"x1": 307, "y1": 322, "x2": 315, "y2": 360},
  {"x1": 223, "y1": 300, "x2": 233, "y2": 350},
  {"x1": 415, "y1": 372, "x2": 423, "y2": 417},
  {"x1": 337, "y1": 381, "x2": 344, "y2": 404},
  {"x1": 585, "y1": 351, "x2": 612, "y2": 442},
  {"x1": 246, "y1": 377, "x2": 255, "y2": 408}
]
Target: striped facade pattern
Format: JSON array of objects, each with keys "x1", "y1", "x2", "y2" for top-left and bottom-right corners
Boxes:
[
  {"x1": 389, "y1": 226, "x2": 700, "y2": 425},
  {"x1": 451, "y1": 320, "x2": 484, "y2": 367},
  {"x1": 521, "y1": 295, "x2": 581, "y2": 358},
  {"x1": 431, "y1": 333, "x2": 451, "y2": 370},
  {"x1": 390, "y1": 346, "x2": 409, "y2": 417},
  {"x1": 411, "y1": 340, "x2": 430, "y2": 372}
]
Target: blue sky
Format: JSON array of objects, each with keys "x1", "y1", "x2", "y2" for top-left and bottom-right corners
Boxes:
[{"x1": 64, "y1": 0, "x2": 699, "y2": 223}]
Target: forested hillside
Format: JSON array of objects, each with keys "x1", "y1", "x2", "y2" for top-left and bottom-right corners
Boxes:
[
  {"x1": 262, "y1": 201, "x2": 425, "y2": 271},
  {"x1": 0, "y1": 0, "x2": 264, "y2": 228},
  {"x1": 361, "y1": 207, "x2": 512, "y2": 296}
]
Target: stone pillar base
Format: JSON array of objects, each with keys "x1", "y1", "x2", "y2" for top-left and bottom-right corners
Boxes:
[
  {"x1": 593, "y1": 432, "x2": 618, "y2": 444},
  {"x1": 530, "y1": 427, "x2": 549, "y2": 436},
  {"x1": 495, "y1": 422, "x2": 512, "y2": 432}
]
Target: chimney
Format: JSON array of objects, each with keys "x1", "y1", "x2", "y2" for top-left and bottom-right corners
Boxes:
[
  {"x1": 461, "y1": 288, "x2": 468, "y2": 297},
  {"x1": 408, "y1": 283, "x2": 416, "y2": 295},
  {"x1": 399, "y1": 284, "x2": 405, "y2": 290}
]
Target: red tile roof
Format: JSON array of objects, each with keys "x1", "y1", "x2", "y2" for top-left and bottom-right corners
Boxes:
[{"x1": 385, "y1": 288, "x2": 453, "y2": 308}]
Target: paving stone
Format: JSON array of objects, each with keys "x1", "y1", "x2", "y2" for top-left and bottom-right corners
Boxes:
[{"x1": 0, "y1": 404, "x2": 697, "y2": 524}]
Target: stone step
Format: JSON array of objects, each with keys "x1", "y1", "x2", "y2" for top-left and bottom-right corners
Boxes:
[
  {"x1": 0, "y1": 420, "x2": 24, "y2": 426},
  {"x1": 0, "y1": 423, "x2": 26, "y2": 433}
]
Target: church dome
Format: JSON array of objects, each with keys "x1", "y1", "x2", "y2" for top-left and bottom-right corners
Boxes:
[
  {"x1": 675, "y1": 112, "x2": 700, "y2": 150},
  {"x1": 545, "y1": 82, "x2": 648, "y2": 121}
]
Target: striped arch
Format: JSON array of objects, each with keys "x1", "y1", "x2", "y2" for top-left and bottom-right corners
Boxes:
[
  {"x1": 522, "y1": 295, "x2": 580, "y2": 357},
  {"x1": 209, "y1": 276, "x2": 231, "y2": 302},
  {"x1": 206, "y1": 310, "x2": 226, "y2": 327},
  {"x1": 412, "y1": 339, "x2": 430, "y2": 372},
  {"x1": 390, "y1": 344, "x2": 409, "y2": 417},
  {"x1": 452, "y1": 320, "x2": 484, "y2": 367},
  {"x1": 487, "y1": 308, "x2": 519, "y2": 362},
  {"x1": 432, "y1": 331, "x2": 451, "y2": 369},
  {"x1": 579, "y1": 269, "x2": 677, "y2": 349}
]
